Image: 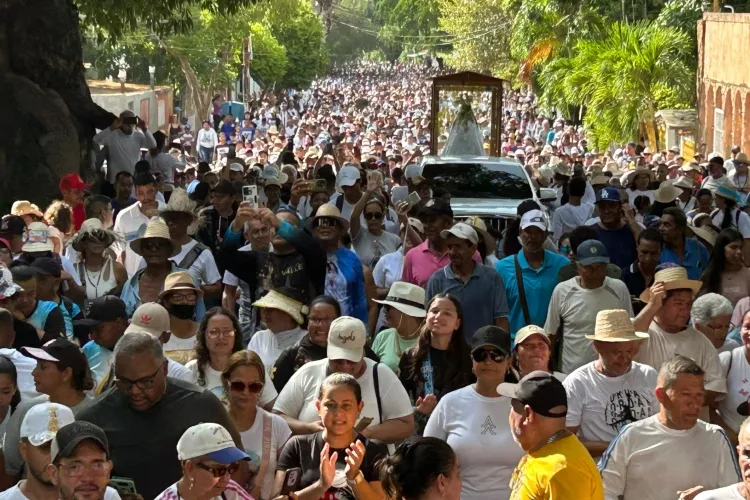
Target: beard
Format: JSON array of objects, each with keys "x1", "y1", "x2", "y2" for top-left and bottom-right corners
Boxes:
[
  {"x1": 27, "y1": 462, "x2": 54, "y2": 488},
  {"x1": 59, "y1": 483, "x2": 106, "y2": 500}
]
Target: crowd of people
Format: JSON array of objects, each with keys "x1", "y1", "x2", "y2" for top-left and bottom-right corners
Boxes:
[{"x1": 1, "y1": 58, "x2": 750, "y2": 500}]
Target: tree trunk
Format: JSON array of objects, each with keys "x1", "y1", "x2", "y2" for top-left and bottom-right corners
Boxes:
[{"x1": 0, "y1": 0, "x2": 116, "y2": 213}]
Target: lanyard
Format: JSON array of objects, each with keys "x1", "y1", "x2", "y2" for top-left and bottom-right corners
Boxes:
[{"x1": 420, "y1": 352, "x2": 434, "y2": 396}]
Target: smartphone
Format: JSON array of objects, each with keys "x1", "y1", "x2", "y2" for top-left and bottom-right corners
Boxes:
[
  {"x1": 404, "y1": 191, "x2": 422, "y2": 211},
  {"x1": 281, "y1": 468, "x2": 302, "y2": 495},
  {"x1": 313, "y1": 178, "x2": 327, "y2": 190},
  {"x1": 355, "y1": 416, "x2": 373, "y2": 432},
  {"x1": 108, "y1": 477, "x2": 137, "y2": 495},
  {"x1": 242, "y1": 185, "x2": 258, "y2": 208},
  {"x1": 123, "y1": 116, "x2": 138, "y2": 125}
]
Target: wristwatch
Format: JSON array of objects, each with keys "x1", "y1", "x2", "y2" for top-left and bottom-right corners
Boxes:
[{"x1": 347, "y1": 471, "x2": 365, "y2": 487}]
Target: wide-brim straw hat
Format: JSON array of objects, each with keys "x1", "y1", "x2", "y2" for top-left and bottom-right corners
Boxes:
[
  {"x1": 585, "y1": 309, "x2": 649, "y2": 341},
  {"x1": 130, "y1": 219, "x2": 180, "y2": 257},
  {"x1": 252, "y1": 289, "x2": 306, "y2": 324},
  {"x1": 639, "y1": 266, "x2": 701, "y2": 302},
  {"x1": 715, "y1": 182, "x2": 741, "y2": 203},
  {"x1": 160, "y1": 188, "x2": 205, "y2": 235},
  {"x1": 11, "y1": 201, "x2": 43, "y2": 218},
  {"x1": 622, "y1": 166, "x2": 655, "y2": 187},
  {"x1": 653, "y1": 181, "x2": 681, "y2": 204},
  {"x1": 590, "y1": 175, "x2": 610, "y2": 187},
  {"x1": 463, "y1": 216, "x2": 496, "y2": 254},
  {"x1": 689, "y1": 224, "x2": 719, "y2": 247},
  {"x1": 304, "y1": 204, "x2": 350, "y2": 232},
  {"x1": 672, "y1": 176, "x2": 695, "y2": 190},
  {"x1": 373, "y1": 281, "x2": 426, "y2": 318},
  {"x1": 70, "y1": 218, "x2": 123, "y2": 252},
  {"x1": 157, "y1": 270, "x2": 204, "y2": 301}
]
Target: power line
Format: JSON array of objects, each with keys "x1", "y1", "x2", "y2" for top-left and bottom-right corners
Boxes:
[{"x1": 331, "y1": 18, "x2": 507, "y2": 46}]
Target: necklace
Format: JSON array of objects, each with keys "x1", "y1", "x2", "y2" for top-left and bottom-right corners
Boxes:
[{"x1": 531, "y1": 429, "x2": 570, "y2": 453}]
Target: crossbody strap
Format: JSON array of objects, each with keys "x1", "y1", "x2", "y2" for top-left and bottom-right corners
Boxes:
[
  {"x1": 251, "y1": 412, "x2": 273, "y2": 498},
  {"x1": 372, "y1": 362, "x2": 383, "y2": 423},
  {"x1": 514, "y1": 255, "x2": 531, "y2": 326}
]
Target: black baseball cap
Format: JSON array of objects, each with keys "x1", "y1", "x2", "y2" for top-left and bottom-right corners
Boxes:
[
  {"x1": 30, "y1": 257, "x2": 62, "y2": 278},
  {"x1": 0, "y1": 215, "x2": 25, "y2": 236},
  {"x1": 471, "y1": 326, "x2": 511, "y2": 356},
  {"x1": 50, "y1": 421, "x2": 109, "y2": 464},
  {"x1": 418, "y1": 198, "x2": 453, "y2": 218},
  {"x1": 212, "y1": 180, "x2": 236, "y2": 196},
  {"x1": 497, "y1": 370, "x2": 568, "y2": 418},
  {"x1": 74, "y1": 296, "x2": 127, "y2": 327},
  {"x1": 21, "y1": 339, "x2": 88, "y2": 378}
]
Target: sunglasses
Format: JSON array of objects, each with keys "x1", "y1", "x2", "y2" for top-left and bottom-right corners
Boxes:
[
  {"x1": 195, "y1": 462, "x2": 240, "y2": 478},
  {"x1": 471, "y1": 349, "x2": 507, "y2": 363},
  {"x1": 229, "y1": 381, "x2": 264, "y2": 394},
  {"x1": 364, "y1": 212, "x2": 383, "y2": 220},
  {"x1": 314, "y1": 217, "x2": 338, "y2": 228}
]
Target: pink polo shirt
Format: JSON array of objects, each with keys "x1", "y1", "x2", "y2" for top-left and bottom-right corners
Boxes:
[{"x1": 402, "y1": 241, "x2": 482, "y2": 288}]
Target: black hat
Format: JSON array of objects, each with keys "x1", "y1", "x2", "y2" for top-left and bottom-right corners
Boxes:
[
  {"x1": 30, "y1": 257, "x2": 62, "y2": 278},
  {"x1": 21, "y1": 339, "x2": 88, "y2": 377},
  {"x1": 74, "y1": 296, "x2": 127, "y2": 327},
  {"x1": 418, "y1": 198, "x2": 453, "y2": 218},
  {"x1": 0, "y1": 215, "x2": 25, "y2": 236},
  {"x1": 497, "y1": 371, "x2": 568, "y2": 418},
  {"x1": 50, "y1": 421, "x2": 109, "y2": 464},
  {"x1": 212, "y1": 180, "x2": 236, "y2": 196},
  {"x1": 471, "y1": 326, "x2": 511, "y2": 356}
]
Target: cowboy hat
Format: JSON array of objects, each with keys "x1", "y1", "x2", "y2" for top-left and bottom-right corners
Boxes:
[
  {"x1": 585, "y1": 309, "x2": 649, "y2": 342},
  {"x1": 70, "y1": 218, "x2": 123, "y2": 252},
  {"x1": 652, "y1": 181, "x2": 681, "y2": 204},
  {"x1": 130, "y1": 219, "x2": 180, "y2": 257},
  {"x1": 463, "y1": 216, "x2": 497, "y2": 254},
  {"x1": 252, "y1": 288, "x2": 306, "y2": 324},
  {"x1": 373, "y1": 281, "x2": 426, "y2": 318},
  {"x1": 590, "y1": 175, "x2": 610, "y2": 187},
  {"x1": 304, "y1": 204, "x2": 350, "y2": 232},
  {"x1": 159, "y1": 189, "x2": 203, "y2": 235},
  {"x1": 158, "y1": 271, "x2": 204, "y2": 301},
  {"x1": 622, "y1": 166, "x2": 655, "y2": 187},
  {"x1": 11, "y1": 201, "x2": 43, "y2": 218},
  {"x1": 639, "y1": 266, "x2": 701, "y2": 302},
  {"x1": 735, "y1": 152, "x2": 749, "y2": 165}
]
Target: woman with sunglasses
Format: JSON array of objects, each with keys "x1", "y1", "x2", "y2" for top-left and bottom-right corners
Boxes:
[
  {"x1": 506, "y1": 325, "x2": 567, "y2": 383},
  {"x1": 222, "y1": 350, "x2": 291, "y2": 500},
  {"x1": 349, "y1": 173, "x2": 400, "y2": 268},
  {"x1": 155, "y1": 422, "x2": 252, "y2": 500},
  {"x1": 274, "y1": 373, "x2": 387, "y2": 500},
  {"x1": 399, "y1": 294, "x2": 472, "y2": 435},
  {"x1": 424, "y1": 326, "x2": 523, "y2": 500}
]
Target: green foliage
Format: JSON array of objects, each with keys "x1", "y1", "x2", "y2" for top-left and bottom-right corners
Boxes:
[
  {"x1": 248, "y1": 23, "x2": 288, "y2": 86},
  {"x1": 326, "y1": 0, "x2": 380, "y2": 63},
  {"x1": 372, "y1": 0, "x2": 442, "y2": 59}
]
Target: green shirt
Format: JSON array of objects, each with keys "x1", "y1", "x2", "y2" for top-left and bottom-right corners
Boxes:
[{"x1": 371, "y1": 328, "x2": 419, "y2": 375}]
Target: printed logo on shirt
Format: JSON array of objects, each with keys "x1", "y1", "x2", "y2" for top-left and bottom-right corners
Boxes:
[
  {"x1": 481, "y1": 415, "x2": 497, "y2": 435},
  {"x1": 604, "y1": 389, "x2": 653, "y2": 432}
]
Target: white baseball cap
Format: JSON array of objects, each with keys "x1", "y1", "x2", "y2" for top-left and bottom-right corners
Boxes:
[
  {"x1": 327, "y1": 316, "x2": 367, "y2": 362},
  {"x1": 21, "y1": 402, "x2": 75, "y2": 447},
  {"x1": 229, "y1": 163, "x2": 244, "y2": 173},
  {"x1": 520, "y1": 209, "x2": 547, "y2": 231},
  {"x1": 176, "y1": 423, "x2": 249, "y2": 464},
  {"x1": 440, "y1": 222, "x2": 478, "y2": 245},
  {"x1": 336, "y1": 165, "x2": 361, "y2": 190},
  {"x1": 125, "y1": 303, "x2": 171, "y2": 337}
]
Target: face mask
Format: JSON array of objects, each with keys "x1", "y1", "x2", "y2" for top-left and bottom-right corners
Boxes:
[
  {"x1": 169, "y1": 304, "x2": 195, "y2": 320},
  {"x1": 559, "y1": 245, "x2": 570, "y2": 255}
]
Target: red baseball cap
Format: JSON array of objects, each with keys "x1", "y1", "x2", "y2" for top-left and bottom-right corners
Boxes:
[{"x1": 59, "y1": 174, "x2": 90, "y2": 192}]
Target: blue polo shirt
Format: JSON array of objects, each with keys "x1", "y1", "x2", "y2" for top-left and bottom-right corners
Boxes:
[
  {"x1": 659, "y1": 237, "x2": 709, "y2": 280},
  {"x1": 496, "y1": 250, "x2": 570, "y2": 339}
]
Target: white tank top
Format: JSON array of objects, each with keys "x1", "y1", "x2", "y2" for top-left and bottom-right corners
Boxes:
[{"x1": 78, "y1": 258, "x2": 118, "y2": 312}]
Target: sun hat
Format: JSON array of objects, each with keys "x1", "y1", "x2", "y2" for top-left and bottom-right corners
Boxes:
[
  {"x1": 22, "y1": 222, "x2": 54, "y2": 252},
  {"x1": 262, "y1": 166, "x2": 289, "y2": 185},
  {"x1": 463, "y1": 216, "x2": 496, "y2": 253},
  {"x1": 401, "y1": 217, "x2": 424, "y2": 234},
  {"x1": 125, "y1": 303, "x2": 171, "y2": 336},
  {"x1": 652, "y1": 181, "x2": 682, "y2": 204},
  {"x1": 471, "y1": 326, "x2": 511, "y2": 356},
  {"x1": 21, "y1": 339, "x2": 88, "y2": 378},
  {"x1": 520, "y1": 209, "x2": 547, "y2": 231},
  {"x1": 252, "y1": 288, "x2": 306, "y2": 325},
  {"x1": 672, "y1": 176, "x2": 695, "y2": 190},
  {"x1": 514, "y1": 325, "x2": 551, "y2": 347},
  {"x1": 373, "y1": 281, "x2": 426, "y2": 318},
  {"x1": 689, "y1": 224, "x2": 719, "y2": 247},
  {"x1": 304, "y1": 204, "x2": 350, "y2": 232},
  {"x1": 21, "y1": 402, "x2": 76, "y2": 447},
  {"x1": 622, "y1": 165, "x2": 655, "y2": 187},
  {"x1": 11, "y1": 201, "x2": 43, "y2": 218},
  {"x1": 639, "y1": 265, "x2": 702, "y2": 302},
  {"x1": 735, "y1": 152, "x2": 750, "y2": 165},
  {"x1": 177, "y1": 423, "x2": 250, "y2": 464},
  {"x1": 69, "y1": 218, "x2": 122, "y2": 253},
  {"x1": 551, "y1": 161, "x2": 572, "y2": 177},
  {"x1": 157, "y1": 271, "x2": 204, "y2": 302},
  {"x1": 715, "y1": 182, "x2": 742, "y2": 203},
  {"x1": 327, "y1": 316, "x2": 367, "y2": 362},
  {"x1": 159, "y1": 188, "x2": 203, "y2": 235},
  {"x1": 576, "y1": 240, "x2": 610, "y2": 266},
  {"x1": 440, "y1": 222, "x2": 478, "y2": 245},
  {"x1": 130, "y1": 219, "x2": 180, "y2": 257},
  {"x1": 584, "y1": 309, "x2": 649, "y2": 341},
  {"x1": 497, "y1": 371, "x2": 567, "y2": 418},
  {"x1": 679, "y1": 162, "x2": 701, "y2": 174},
  {"x1": 50, "y1": 421, "x2": 109, "y2": 464},
  {"x1": 0, "y1": 267, "x2": 22, "y2": 300},
  {"x1": 590, "y1": 175, "x2": 610, "y2": 187}
]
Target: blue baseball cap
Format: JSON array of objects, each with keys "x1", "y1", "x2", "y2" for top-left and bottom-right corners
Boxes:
[
  {"x1": 177, "y1": 423, "x2": 250, "y2": 464},
  {"x1": 596, "y1": 187, "x2": 621, "y2": 204},
  {"x1": 576, "y1": 240, "x2": 610, "y2": 266}
]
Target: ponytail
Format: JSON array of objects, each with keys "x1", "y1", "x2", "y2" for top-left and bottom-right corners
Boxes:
[{"x1": 378, "y1": 437, "x2": 456, "y2": 500}]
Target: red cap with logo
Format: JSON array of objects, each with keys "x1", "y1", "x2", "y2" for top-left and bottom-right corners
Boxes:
[{"x1": 59, "y1": 174, "x2": 90, "y2": 192}]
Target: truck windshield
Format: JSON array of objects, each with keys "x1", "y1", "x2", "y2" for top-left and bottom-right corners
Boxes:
[{"x1": 422, "y1": 162, "x2": 533, "y2": 199}]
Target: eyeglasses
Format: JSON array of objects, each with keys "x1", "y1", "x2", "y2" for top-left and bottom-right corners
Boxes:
[
  {"x1": 250, "y1": 227, "x2": 271, "y2": 237},
  {"x1": 314, "y1": 217, "x2": 337, "y2": 228},
  {"x1": 229, "y1": 381, "x2": 264, "y2": 394},
  {"x1": 471, "y1": 349, "x2": 507, "y2": 363},
  {"x1": 207, "y1": 328, "x2": 235, "y2": 339},
  {"x1": 114, "y1": 365, "x2": 163, "y2": 392},
  {"x1": 169, "y1": 292, "x2": 197, "y2": 304},
  {"x1": 140, "y1": 240, "x2": 171, "y2": 252},
  {"x1": 195, "y1": 462, "x2": 240, "y2": 478},
  {"x1": 364, "y1": 212, "x2": 384, "y2": 220},
  {"x1": 308, "y1": 317, "x2": 335, "y2": 325},
  {"x1": 58, "y1": 461, "x2": 112, "y2": 478}
]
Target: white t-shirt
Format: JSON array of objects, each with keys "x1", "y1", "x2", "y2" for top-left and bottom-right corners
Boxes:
[
  {"x1": 551, "y1": 202, "x2": 594, "y2": 240},
  {"x1": 0, "y1": 483, "x2": 121, "y2": 499},
  {"x1": 564, "y1": 361, "x2": 658, "y2": 442},
  {"x1": 113, "y1": 200, "x2": 166, "y2": 277},
  {"x1": 167, "y1": 358, "x2": 192, "y2": 383},
  {"x1": 183, "y1": 359, "x2": 277, "y2": 406},
  {"x1": 223, "y1": 244, "x2": 253, "y2": 287},
  {"x1": 719, "y1": 347, "x2": 750, "y2": 433},
  {"x1": 694, "y1": 484, "x2": 745, "y2": 500},
  {"x1": 545, "y1": 277, "x2": 633, "y2": 374},
  {"x1": 634, "y1": 322, "x2": 727, "y2": 395},
  {"x1": 162, "y1": 334, "x2": 197, "y2": 365},
  {"x1": 702, "y1": 174, "x2": 729, "y2": 193},
  {"x1": 327, "y1": 194, "x2": 399, "y2": 235},
  {"x1": 136, "y1": 239, "x2": 221, "y2": 286},
  {"x1": 599, "y1": 415, "x2": 740, "y2": 500},
  {"x1": 712, "y1": 208, "x2": 750, "y2": 239},
  {"x1": 274, "y1": 358, "x2": 413, "y2": 426},
  {"x1": 239, "y1": 409, "x2": 292, "y2": 500},
  {"x1": 423, "y1": 386, "x2": 525, "y2": 500},
  {"x1": 0, "y1": 349, "x2": 38, "y2": 400},
  {"x1": 626, "y1": 189, "x2": 654, "y2": 206},
  {"x1": 247, "y1": 327, "x2": 307, "y2": 378}
]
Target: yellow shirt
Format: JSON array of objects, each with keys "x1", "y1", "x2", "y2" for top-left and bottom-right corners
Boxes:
[{"x1": 509, "y1": 434, "x2": 604, "y2": 500}]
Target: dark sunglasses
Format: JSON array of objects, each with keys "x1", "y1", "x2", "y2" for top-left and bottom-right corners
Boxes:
[
  {"x1": 314, "y1": 217, "x2": 338, "y2": 228},
  {"x1": 364, "y1": 212, "x2": 383, "y2": 220},
  {"x1": 229, "y1": 381, "x2": 264, "y2": 394},
  {"x1": 471, "y1": 349, "x2": 507, "y2": 363},
  {"x1": 195, "y1": 462, "x2": 240, "y2": 477}
]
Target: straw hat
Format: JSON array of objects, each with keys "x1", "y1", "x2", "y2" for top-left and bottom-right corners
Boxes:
[
  {"x1": 158, "y1": 271, "x2": 204, "y2": 301},
  {"x1": 584, "y1": 309, "x2": 649, "y2": 342},
  {"x1": 160, "y1": 189, "x2": 203, "y2": 235},
  {"x1": 252, "y1": 288, "x2": 306, "y2": 325},
  {"x1": 463, "y1": 216, "x2": 496, "y2": 254},
  {"x1": 672, "y1": 176, "x2": 695, "y2": 190},
  {"x1": 70, "y1": 218, "x2": 123, "y2": 252},
  {"x1": 304, "y1": 204, "x2": 349, "y2": 232},
  {"x1": 622, "y1": 166, "x2": 655, "y2": 187},
  {"x1": 590, "y1": 175, "x2": 610, "y2": 187},
  {"x1": 689, "y1": 224, "x2": 718, "y2": 247},
  {"x1": 22, "y1": 222, "x2": 54, "y2": 252},
  {"x1": 373, "y1": 281, "x2": 426, "y2": 318},
  {"x1": 735, "y1": 152, "x2": 749, "y2": 165},
  {"x1": 679, "y1": 162, "x2": 701, "y2": 174},
  {"x1": 715, "y1": 182, "x2": 741, "y2": 203},
  {"x1": 652, "y1": 181, "x2": 681, "y2": 204},
  {"x1": 130, "y1": 219, "x2": 180, "y2": 257},
  {"x1": 11, "y1": 201, "x2": 43, "y2": 218},
  {"x1": 639, "y1": 266, "x2": 701, "y2": 302}
]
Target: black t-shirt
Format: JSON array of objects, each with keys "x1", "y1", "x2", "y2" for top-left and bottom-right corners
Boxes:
[
  {"x1": 277, "y1": 432, "x2": 388, "y2": 500},
  {"x1": 75, "y1": 378, "x2": 242, "y2": 500},
  {"x1": 12, "y1": 318, "x2": 42, "y2": 349},
  {"x1": 620, "y1": 262, "x2": 652, "y2": 315}
]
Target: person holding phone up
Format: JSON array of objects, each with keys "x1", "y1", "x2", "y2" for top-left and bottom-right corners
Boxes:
[
  {"x1": 350, "y1": 171, "x2": 400, "y2": 269},
  {"x1": 93, "y1": 111, "x2": 156, "y2": 184}
]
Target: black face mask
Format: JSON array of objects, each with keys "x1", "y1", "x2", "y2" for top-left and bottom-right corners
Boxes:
[{"x1": 169, "y1": 304, "x2": 195, "y2": 320}]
